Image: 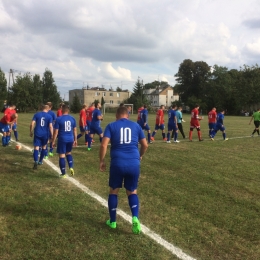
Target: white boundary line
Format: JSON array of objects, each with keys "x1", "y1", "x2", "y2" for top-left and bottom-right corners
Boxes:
[{"x1": 6, "y1": 138, "x2": 196, "y2": 260}]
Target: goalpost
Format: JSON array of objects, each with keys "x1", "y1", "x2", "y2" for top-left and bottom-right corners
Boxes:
[{"x1": 103, "y1": 103, "x2": 134, "y2": 115}]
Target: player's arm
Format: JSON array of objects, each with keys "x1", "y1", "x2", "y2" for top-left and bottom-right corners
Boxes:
[
  {"x1": 174, "y1": 116, "x2": 178, "y2": 127},
  {"x1": 139, "y1": 138, "x2": 148, "y2": 160},
  {"x1": 49, "y1": 123, "x2": 53, "y2": 139},
  {"x1": 97, "y1": 114, "x2": 103, "y2": 120},
  {"x1": 52, "y1": 128, "x2": 59, "y2": 145},
  {"x1": 99, "y1": 137, "x2": 110, "y2": 171},
  {"x1": 249, "y1": 115, "x2": 253, "y2": 124},
  {"x1": 30, "y1": 121, "x2": 35, "y2": 137},
  {"x1": 73, "y1": 126, "x2": 77, "y2": 146}
]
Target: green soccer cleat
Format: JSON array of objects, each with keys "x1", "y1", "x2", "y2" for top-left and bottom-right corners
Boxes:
[
  {"x1": 70, "y1": 168, "x2": 74, "y2": 176},
  {"x1": 106, "y1": 219, "x2": 117, "y2": 229},
  {"x1": 48, "y1": 152, "x2": 54, "y2": 157},
  {"x1": 87, "y1": 148, "x2": 91, "y2": 151},
  {"x1": 44, "y1": 156, "x2": 48, "y2": 160},
  {"x1": 132, "y1": 216, "x2": 141, "y2": 234},
  {"x1": 59, "y1": 174, "x2": 67, "y2": 178}
]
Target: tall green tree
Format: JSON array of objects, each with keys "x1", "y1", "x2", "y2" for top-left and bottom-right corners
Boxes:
[
  {"x1": 175, "y1": 59, "x2": 211, "y2": 110},
  {"x1": 70, "y1": 94, "x2": 82, "y2": 113},
  {"x1": 125, "y1": 78, "x2": 148, "y2": 111},
  {"x1": 9, "y1": 73, "x2": 34, "y2": 112},
  {"x1": 41, "y1": 68, "x2": 61, "y2": 109},
  {"x1": 0, "y1": 68, "x2": 7, "y2": 105}
]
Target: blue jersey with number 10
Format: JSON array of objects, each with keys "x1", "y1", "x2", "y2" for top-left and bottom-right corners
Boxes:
[
  {"x1": 32, "y1": 112, "x2": 53, "y2": 138},
  {"x1": 54, "y1": 115, "x2": 76, "y2": 142},
  {"x1": 104, "y1": 118, "x2": 145, "y2": 167}
]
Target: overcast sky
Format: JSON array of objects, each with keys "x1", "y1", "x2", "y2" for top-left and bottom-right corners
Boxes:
[{"x1": 1, "y1": 0, "x2": 260, "y2": 99}]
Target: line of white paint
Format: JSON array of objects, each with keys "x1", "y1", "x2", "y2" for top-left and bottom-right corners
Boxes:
[{"x1": 10, "y1": 138, "x2": 196, "y2": 260}]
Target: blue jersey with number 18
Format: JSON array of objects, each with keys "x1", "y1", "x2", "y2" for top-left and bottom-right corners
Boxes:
[
  {"x1": 54, "y1": 115, "x2": 76, "y2": 142},
  {"x1": 104, "y1": 118, "x2": 145, "y2": 167},
  {"x1": 32, "y1": 111, "x2": 53, "y2": 138}
]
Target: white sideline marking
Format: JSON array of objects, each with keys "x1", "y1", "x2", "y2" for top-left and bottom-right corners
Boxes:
[{"x1": 10, "y1": 139, "x2": 196, "y2": 260}]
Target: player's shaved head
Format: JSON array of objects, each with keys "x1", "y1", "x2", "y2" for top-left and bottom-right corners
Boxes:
[
  {"x1": 42, "y1": 104, "x2": 49, "y2": 110},
  {"x1": 62, "y1": 104, "x2": 70, "y2": 113},
  {"x1": 116, "y1": 106, "x2": 129, "y2": 119}
]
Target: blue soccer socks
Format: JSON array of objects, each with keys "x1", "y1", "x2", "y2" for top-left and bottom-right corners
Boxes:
[
  {"x1": 66, "y1": 154, "x2": 73, "y2": 169},
  {"x1": 59, "y1": 157, "x2": 66, "y2": 175},
  {"x1": 128, "y1": 194, "x2": 139, "y2": 218},
  {"x1": 108, "y1": 194, "x2": 118, "y2": 223}
]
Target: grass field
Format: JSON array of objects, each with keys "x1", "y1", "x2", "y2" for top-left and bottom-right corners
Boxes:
[{"x1": 0, "y1": 112, "x2": 260, "y2": 260}]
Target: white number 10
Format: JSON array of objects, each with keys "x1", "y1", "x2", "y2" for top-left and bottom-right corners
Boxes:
[{"x1": 120, "y1": 127, "x2": 131, "y2": 144}]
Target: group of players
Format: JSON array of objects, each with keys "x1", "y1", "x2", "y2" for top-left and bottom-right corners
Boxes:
[
  {"x1": 0, "y1": 104, "x2": 19, "y2": 146},
  {"x1": 135, "y1": 103, "x2": 229, "y2": 143}
]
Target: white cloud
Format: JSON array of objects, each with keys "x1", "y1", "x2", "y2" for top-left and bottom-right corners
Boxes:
[{"x1": 98, "y1": 63, "x2": 132, "y2": 80}]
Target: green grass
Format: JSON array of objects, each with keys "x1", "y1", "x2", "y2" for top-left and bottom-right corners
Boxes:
[{"x1": 1, "y1": 112, "x2": 260, "y2": 260}]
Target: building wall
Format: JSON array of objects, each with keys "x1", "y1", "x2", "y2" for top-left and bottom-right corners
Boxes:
[{"x1": 69, "y1": 89, "x2": 131, "y2": 106}]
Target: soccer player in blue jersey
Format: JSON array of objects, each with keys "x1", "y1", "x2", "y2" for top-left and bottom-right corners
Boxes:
[
  {"x1": 52, "y1": 104, "x2": 77, "y2": 178},
  {"x1": 99, "y1": 106, "x2": 148, "y2": 234},
  {"x1": 88, "y1": 102, "x2": 103, "y2": 151},
  {"x1": 167, "y1": 104, "x2": 179, "y2": 143},
  {"x1": 210, "y1": 109, "x2": 228, "y2": 141},
  {"x1": 139, "y1": 105, "x2": 152, "y2": 144},
  {"x1": 46, "y1": 102, "x2": 57, "y2": 157},
  {"x1": 30, "y1": 105, "x2": 53, "y2": 169}
]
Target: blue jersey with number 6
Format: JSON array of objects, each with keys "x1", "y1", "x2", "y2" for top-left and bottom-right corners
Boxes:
[
  {"x1": 54, "y1": 115, "x2": 76, "y2": 142},
  {"x1": 32, "y1": 112, "x2": 53, "y2": 138},
  {"x1": 103, "y1": 118, "x2": 145, "y2": 167}
]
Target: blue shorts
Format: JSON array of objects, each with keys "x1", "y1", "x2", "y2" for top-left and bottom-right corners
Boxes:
[
  {"x1": 109, "y1": 165, "x2": 140, "y2": 191},
  {"x1": 87, "y1": 120, "x2": 92, "y2": 128},
  {"x1": 0, "y1": 122, "x2": 9, "y2": 133},
  {"x1": 34, "y1": 136, "x2": 48, "y2": 147},
  {"x1": 155, "y1": 124, "x2": 165, "y2": 130},
  {"x1": 208, "y1": 123, "x2": 216, "y2": 129},
  {"x1": 12, "y1": 123, "x2": 17, "y2": 130},
  {"x1": 214, "y1": 124, "x2": 225, "y2": 132},
  {"x1": 89, "y1": 126, "x2": 102, "y2": 135},
  {"x1": 140, "y1": 124, "x2": 150, "y2": 131},
  {"x1": 168, "y1": 124, "x2": 178, "y2": 131},
  {"x1": 57, "y1": 140, "x2": 73, "y2": 154},
  {"x1": 80, "y1": 125, "x2": 88, "y2": 132}
]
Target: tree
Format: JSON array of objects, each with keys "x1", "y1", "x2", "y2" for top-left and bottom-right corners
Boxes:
[
  {"x1": 175, "y1": 59, "x2": 211, "y2": 105},
  {"x1": 125, "y1": 78, "x2": 148, "y2": 111},
  {"x1": 116, "y1": 86, "x2": 122, "y2": 92},
  {"x1": 70, "y1": 94, "x2": 81, "y2": 113},
  {"x1": 9, "y1": 73, "x2": 34, "y2": 112},
  {"x1": 41, "y1": 68, "x2": 61, "y2": 109},
  {"x1": 0, "y1": 68, "x2": 7, "y2": 105},
  {"x1": 101, "y1": 96, "x2": 105, "y2": 106}
]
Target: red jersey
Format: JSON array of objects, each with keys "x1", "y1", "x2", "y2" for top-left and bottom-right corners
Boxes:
[
  {"x1": 57, "y1": 109, "x2": 62, "y2": 117},
  {"x1": 79, "y1": 109, "x2": 87, "y2": 126},
  {"x1": 156, "y1": 109, "x2": 164, "y2": 125},
  {"x1": 137, "y1": 107, "x2": 144, "y2": 121},
  {"x1": 208, "y1": 110, "x2": 217, "y2": 123},
  {"x1": 191, "y1": 108, "x2": 199, "y2": 120},
  {"x1": 0, "y1": 114, "x2": 11, "y2": 124},
  {"x1": 86, "y1": 106, "x2": 94, "y2": 122}
]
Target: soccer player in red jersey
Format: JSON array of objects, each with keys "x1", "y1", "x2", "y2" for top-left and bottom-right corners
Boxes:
[
  {"x1": 57, "y1": 102, "x2": 64, "y2": 117},
  {"x1": 86, "y1": 103, "x2": 95, "y2": 143},
  {"x1": 137, "y1": 106, "x2": 144, "y2": 123},
  {"x1": 0, "y1": 112, "x2": 17, "y2": 146},
  {"x1": 4, "y1": 104, "x2": 17, "y2": 143},
  {"x1": 208, "y1": 107, "x2": 217, "y2": 138},
  {"x1": 77, "y1": 104, "x2": 88, "y2": 144},
  {"x1": 189, "y1": 104, "x2": 203, "y2": 141},
  {"x1": 151, "y1": 105, "x2": 166, "y2": 141}
]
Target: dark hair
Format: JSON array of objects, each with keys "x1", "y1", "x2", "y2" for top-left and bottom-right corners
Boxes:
[
  {"x1": 119, "y1": 103, "x2": 124, "y2": 107},
  {"x1": 144, "y1": 105, "x2": 147, "y2": 108},
  {"x1": 62, "y1": 104, "x2": 70, "y2": 112},
  {"x1": 195, "y1": 104, "x2": 199, "y2": 108},
  {"x1": 116, "y1": 106, "x2": 128, "y2": 116},
  {"x1": 94, "y1": 102, "x2": 100, "y2": 108}
]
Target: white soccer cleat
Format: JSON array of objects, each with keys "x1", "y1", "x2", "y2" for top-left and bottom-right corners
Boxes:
[
  {"x1": 174, "y1": 140, "x2": 180, "y2": 143},
  {"x1": 166, "y1": 141, "x2": 171, "y2": 144}
]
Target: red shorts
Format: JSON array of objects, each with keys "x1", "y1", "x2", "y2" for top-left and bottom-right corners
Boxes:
[{"x1": 190, "y1": 119, "x2": 200, "y2": 129}]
